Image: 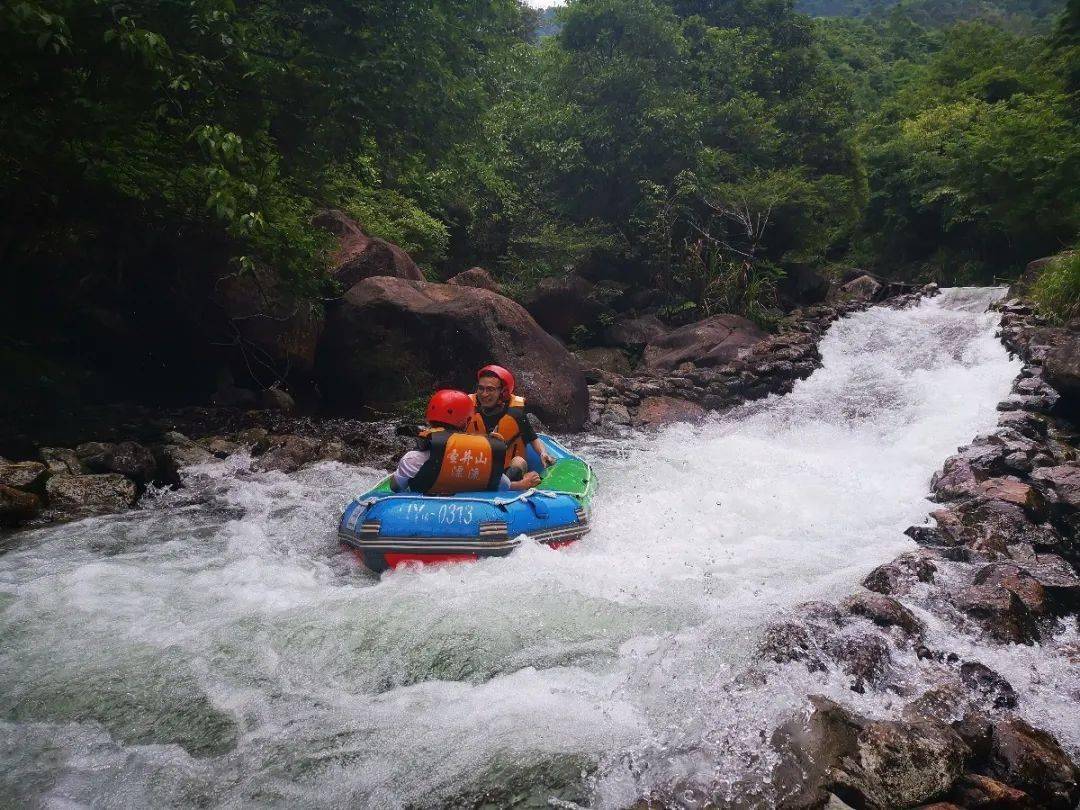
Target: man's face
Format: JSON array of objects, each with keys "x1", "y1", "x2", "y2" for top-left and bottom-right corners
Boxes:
[{"x1": 476, "y1": 375, "x2": 503, "y2": 409}]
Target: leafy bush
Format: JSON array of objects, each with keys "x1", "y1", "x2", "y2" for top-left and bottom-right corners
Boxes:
[{"x1": 1032, "y1": 250, "x2": 1080, "y2": 322}]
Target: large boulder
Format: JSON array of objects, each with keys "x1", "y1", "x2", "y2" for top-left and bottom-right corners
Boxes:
[
  {"x1": 317, "y1": 277, "x2": 589, "y2": 430},
  {"x1": 447, "y1": 267, "x2": 499, "y2": 293},
  {"x1": 313, "y1": 208, "x2": 423, "y2": 287},
  {"x1": 524, "y1": 275, "x2": 604, "y2": 340},
  {"x1": 642, "y1": 314, "x2": 767, "y2": 372}
]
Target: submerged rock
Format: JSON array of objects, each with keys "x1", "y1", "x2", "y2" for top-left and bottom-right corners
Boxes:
[{"x1": 958, "y1": 662, "x2": 1018, "y2": 710}]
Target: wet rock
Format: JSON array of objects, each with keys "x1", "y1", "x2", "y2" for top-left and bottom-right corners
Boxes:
[
  {"x1": 973, "y1": 564, "x2": 1049, "y2": 617},
  {"x1": 863, "y1": 551, "x2": 937, "y2": 595},
  {"x1": 1031, "y1": 463, "x2": 1080, "y2": 511},
  {"x1": 936, "y1": 500, "x2": 1059, "y2": 556},
  {"x1": 976, "y1": 478, "x2": 1046, "y2": 518},
  {"x1": 252, "y1": 435, "x2": 323, "y2": 473},
  {"x1": 0, "y1": 484, "x2": 42, "y2": 526},
  {"x1": 76, "y1": 441, "x2": 157, "y2": 485},
  {"x1": 156, "y1": 434, "x2": 215, "y2": 483},
  {"x1": 757, "y1": 620, "x2": 828, "y2": 671},
  {"x1": 198, "y1": 436, "x2": 246, "y2": 459},
  {"x1": 235, "y1": 428, "x2": 271, "y2": 455},
  {"x1": 642, "y1": 314, "x2": 767, "y2": 372},
  {"x1": 824, "y1": 631, "x2": 892, "y2": 693},
  {"x1": 1030, "y1": 554, "x2": 1080, "y2": 611},
  {"x1": 947, "y1": 773, "x2": 1037, "y2": 808},
  {"x1": 958, "y1": 662, "x2": 1018, "y2": 709},
  {"x1": 931, "y1": 456, "x2": 983, "y2": 500},
  {"x1": 986, "y1": 717, "x2": 1080, "y2": 810},
  {"x1": 771, "y1": 696, "x2": 969, "y2": 809},
  {"x1": 907, "y1": 521, "x2": 963, "y2": 549},
  {"x1": 447, "y1": 266, "x2": 499, "y2": 293},
  {"x1": 952, "y1": 585, "x2": 1039, "y2": 645},
  {"x1": 45, "y1": 473, "x2": 138, "y2": 518},
  {"x1": 634, "y1": 396, "x2": 708, "y2": 427},
  {"x1": 38, "y1": 447, "x2": 83, "y2": 476},
  {"x1": 840, "y1": 590, "x2": 925, "y2": 637},
  {"x1": 0, "y1": 458, "x2": 48, "y2": 491}
]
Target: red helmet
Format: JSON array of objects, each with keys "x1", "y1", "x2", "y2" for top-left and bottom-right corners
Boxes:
[
  {"x1": 477, "y1": 364, "x2": 515, "y2": 400},
  {"x1": 426, "y1": 389, "x2": 475, "y2": 429}
]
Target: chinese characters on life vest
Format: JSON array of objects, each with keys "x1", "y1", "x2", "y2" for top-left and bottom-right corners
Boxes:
[{"x1": 446, "y1": 447, "x2": 489, "y2": 483}]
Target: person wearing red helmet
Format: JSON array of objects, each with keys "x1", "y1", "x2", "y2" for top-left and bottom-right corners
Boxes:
[
  {"x1": 467, "y1": 364, "x2": 555, "y2": 474},
  {"x1": 389, "y1": 389, "x2": 535, "y2": 494}
]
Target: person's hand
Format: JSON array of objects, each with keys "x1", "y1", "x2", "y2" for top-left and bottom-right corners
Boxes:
[
  {"x1": 522, "y1": 471, "x2": 541, "y2": 488},
  {"x1": 540, "y1": 451, "x2": 556, "y2": 468}
]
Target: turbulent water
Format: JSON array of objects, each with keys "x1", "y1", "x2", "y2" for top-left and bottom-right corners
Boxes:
[{"x1": 2, "y1": 287, "x2": 1068, "y2": 808}]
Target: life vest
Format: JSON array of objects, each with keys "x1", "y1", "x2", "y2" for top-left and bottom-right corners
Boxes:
[
  {"x1": 409, "y1": 428, "x2": 506, "y2": 495},
  {"x1": 466, "y1": 394, "x2": 527, "y2": 467}
]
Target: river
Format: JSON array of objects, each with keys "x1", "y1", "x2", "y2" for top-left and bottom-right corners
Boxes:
[{"x1": 3, "y1": 288, "x2": 1064, "y2": 808}]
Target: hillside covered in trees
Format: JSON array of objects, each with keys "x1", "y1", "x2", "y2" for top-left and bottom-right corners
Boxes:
[{"x1": 2, "y1": 0, "x2": 1078, "y2": 422}]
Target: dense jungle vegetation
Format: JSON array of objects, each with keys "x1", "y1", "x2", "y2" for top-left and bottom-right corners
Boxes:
[{"x1": 1, "y1": 0, "x2": 1078, "y2": 410}]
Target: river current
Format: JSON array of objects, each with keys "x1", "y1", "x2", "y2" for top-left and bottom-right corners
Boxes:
[{"x1": 2, "y1": 288, "x2": 1067, "y2": 808}]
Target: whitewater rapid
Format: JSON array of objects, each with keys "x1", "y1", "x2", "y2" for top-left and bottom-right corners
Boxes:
[{"x1": 0, "y1": 288, "x2": 1049, "y2": 807}]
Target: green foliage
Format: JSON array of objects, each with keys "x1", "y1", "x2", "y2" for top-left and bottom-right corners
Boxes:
[
  {"x1": 854, "y1": 21, "x2": 1080, "y2": 279},
  {"x1": 0, "y1": 0, "x2": 525, "y2": 298},
  {"x1": 1032, "y1": 250, "x2": 1080, "y2": 321}
]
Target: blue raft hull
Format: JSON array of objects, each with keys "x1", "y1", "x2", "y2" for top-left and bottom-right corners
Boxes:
[{"x1": 338, "y1": 435, "x2": 594, "y2": 573}]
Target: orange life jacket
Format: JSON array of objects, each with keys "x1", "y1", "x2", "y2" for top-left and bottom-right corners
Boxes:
[
  {"x1": 466, "y1": 393, "x2": 527, "y2": 467},
  {"x1": 410, "y1": 428, "x2": 506, "y2": 495}
]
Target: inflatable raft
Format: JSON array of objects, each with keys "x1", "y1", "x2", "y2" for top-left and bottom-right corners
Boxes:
[{"x1": 339, "y1": 435, "x2": 595, "y2": 573}]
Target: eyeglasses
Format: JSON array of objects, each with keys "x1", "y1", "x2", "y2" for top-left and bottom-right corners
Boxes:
[{"x1": 476, "y1": 384, "x2": 502, "y2": 393}]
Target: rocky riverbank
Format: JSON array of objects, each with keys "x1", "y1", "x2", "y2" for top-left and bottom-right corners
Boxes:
[
  {"x1": 0, "y1": 278, "x2": 933, "y2": 531},
  {"x1": 635, "y1": 293, "x2": 1080, "y2": 809},
  {"x1": 586, "y1": 282, "x2": 937, "y2": 431}
]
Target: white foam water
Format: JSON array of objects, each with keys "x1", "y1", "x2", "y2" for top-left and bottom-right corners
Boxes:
[{"x1": 3, "y1": 288, "x2": 1069, "y2": 809}]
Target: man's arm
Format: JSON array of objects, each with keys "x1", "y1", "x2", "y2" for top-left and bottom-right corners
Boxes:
[{"x1": 519, "y1": 413, "x2": 555, "y2": 467}]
